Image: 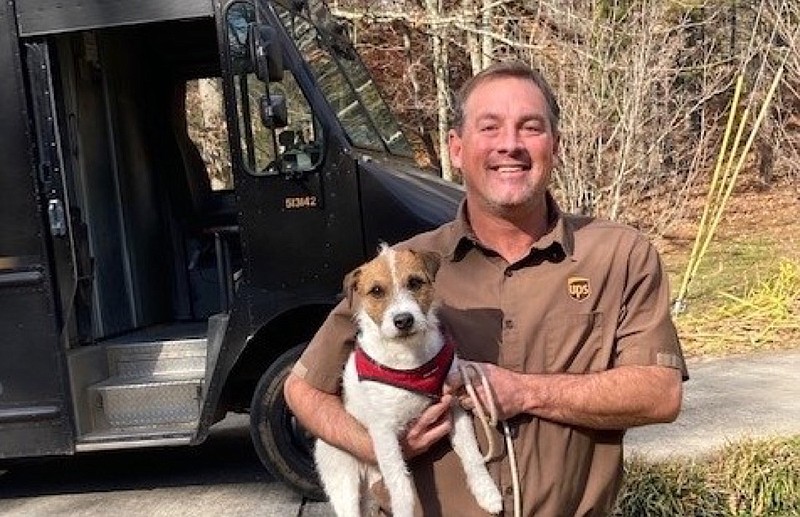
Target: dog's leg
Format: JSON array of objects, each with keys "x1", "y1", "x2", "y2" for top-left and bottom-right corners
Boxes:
[
  {"x1": 314, "y1": 440, "x2": 361, "y2": 517},
  {"x1": 450, "y1": 407, "x2": 503, "y2": 514},
  {"x1": 368, "y1": 426, "x2": 415, "y2": 517}
]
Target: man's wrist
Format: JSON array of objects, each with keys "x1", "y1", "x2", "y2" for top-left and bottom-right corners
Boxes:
[{"x1": 520, "y1": 372, "x2": 545, "y2": 415}]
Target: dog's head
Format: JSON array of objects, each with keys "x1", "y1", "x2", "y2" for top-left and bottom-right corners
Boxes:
[{"x1": 344, "y1": 245, "x2": 441, "y2": 341}]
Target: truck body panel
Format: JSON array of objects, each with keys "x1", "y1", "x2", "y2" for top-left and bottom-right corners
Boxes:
[{"x1": 16, "y1": 0, "x2": 214, "y2": 36}]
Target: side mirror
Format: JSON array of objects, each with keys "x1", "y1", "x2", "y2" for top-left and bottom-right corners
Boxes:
[
  {"x1": 260, "y1": 94, "x2": 288, "y2": 128},
  {"x1": 248, "y1": 24, "x2": 284, "y2": 82}
]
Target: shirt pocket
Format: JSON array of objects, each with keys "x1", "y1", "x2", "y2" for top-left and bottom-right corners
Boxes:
[{"x1": 545, "y1": 312, "x2": 608, "y2": 373}]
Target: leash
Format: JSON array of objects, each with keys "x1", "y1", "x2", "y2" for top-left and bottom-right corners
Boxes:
[{"x1": 458, "y1": 363, "x2": 522, "y2": 517}]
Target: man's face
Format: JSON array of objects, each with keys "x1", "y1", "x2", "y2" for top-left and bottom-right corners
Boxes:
[{"x1": 448, "y1": 76, "x2": 559, "y2": 214}]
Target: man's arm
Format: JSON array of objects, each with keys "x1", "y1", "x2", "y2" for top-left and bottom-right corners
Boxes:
[
  {"x1": 283, "y1": 371, "x2": 455, "y2": 463},
  {"x1": 454, "y1": 363, "x2": 682, "y2": 430},
  {"x1": 284, "y1": 372, "x2": 376, "y2": 462}
]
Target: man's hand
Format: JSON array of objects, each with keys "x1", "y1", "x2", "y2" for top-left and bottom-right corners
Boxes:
[
  {"x1": 401, "y1": 394, "x2": 454, "y2": 459},
  {"x1": 446, "y1": 362, "x2": 526, "y2": 421}
]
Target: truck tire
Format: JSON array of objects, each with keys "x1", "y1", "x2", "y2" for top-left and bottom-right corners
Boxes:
[{"x1": 250, "y1": 343, "x2": 325, "y2": 501}]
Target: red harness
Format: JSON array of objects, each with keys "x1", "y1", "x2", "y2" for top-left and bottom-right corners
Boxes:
[{"x1": 354, "y1": 336, "x2": 456, "y2": 399}]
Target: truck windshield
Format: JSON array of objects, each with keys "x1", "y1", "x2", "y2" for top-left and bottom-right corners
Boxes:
[{"x1": 275, "y1": 2, "x2": 414, "y2": 158}]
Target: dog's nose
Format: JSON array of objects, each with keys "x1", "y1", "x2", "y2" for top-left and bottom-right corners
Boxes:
[{"x1": 393, "y1": 312, "x2": 415, "y2": 331}]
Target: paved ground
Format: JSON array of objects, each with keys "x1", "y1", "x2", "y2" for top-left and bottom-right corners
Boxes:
[
  {"x1": 625, "y1": 349, "x2": 800, "y2": 459},
  {"x1": 1, "y1": 350, "x2": 798, "y2": 516}
]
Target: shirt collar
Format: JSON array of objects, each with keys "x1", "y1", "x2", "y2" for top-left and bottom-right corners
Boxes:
[{"x1": 443, "y1": 191, "x2": 574, "y2": 262}]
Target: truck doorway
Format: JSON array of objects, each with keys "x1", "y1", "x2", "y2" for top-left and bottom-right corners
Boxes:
[{"x1": 33, "y1": 17, "x2": 241, "y2": 447}]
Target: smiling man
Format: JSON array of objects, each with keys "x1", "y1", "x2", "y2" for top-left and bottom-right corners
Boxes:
[{"x1": 285, "y1": 61, "x2": 687, "y2": 516}]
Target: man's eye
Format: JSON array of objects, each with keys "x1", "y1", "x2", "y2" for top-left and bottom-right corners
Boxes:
[
  {"x1": 406, "y1": 276, "x2": 426, "y2": 291},
  {"x1": 368, "y1": 285, "x2": 385, "y2": 298},
  {"x1": 522, "y1": 117, "x2": 547, "y2": 133}
]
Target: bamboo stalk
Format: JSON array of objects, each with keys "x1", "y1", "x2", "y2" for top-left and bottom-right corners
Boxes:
[
  {"x1": 673, "y1": 76, "x2": 744, "y2": 314},
  {"x1": 689, "y1": 63, "x2": 786, "y2": 294}
]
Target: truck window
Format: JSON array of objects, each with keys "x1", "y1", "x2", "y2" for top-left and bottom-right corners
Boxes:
[
  {"x1": 186, "y1": 78, "x2": 234, "y2": 191},
  {"x1": 225, "y1": 1, "x2": 322, "y2": 176},
  {"x1": 275, "y1": 1, "x2": 414, "y2": 158}
]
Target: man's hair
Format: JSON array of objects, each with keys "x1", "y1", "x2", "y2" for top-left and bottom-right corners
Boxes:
[{"x1": 450, "y1": 60, "x2": 561, "y2": 134}]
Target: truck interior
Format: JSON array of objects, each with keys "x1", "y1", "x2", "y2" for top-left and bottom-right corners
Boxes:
[
  {"x1": 51, "y1": 18, "x2": 235, "y2": 342},
  {"x1": 34, "y1": 15, "x2": 235, "y2": 444}
]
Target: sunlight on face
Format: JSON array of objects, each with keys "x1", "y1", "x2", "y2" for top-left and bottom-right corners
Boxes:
[{"x1": 449, "y1": 76, "x2": 559, "y2": 216}]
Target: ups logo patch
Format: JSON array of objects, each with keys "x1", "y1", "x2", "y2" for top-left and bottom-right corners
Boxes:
[{"x1": 567, "y1": 277, "x2": 591, "y2": 302}]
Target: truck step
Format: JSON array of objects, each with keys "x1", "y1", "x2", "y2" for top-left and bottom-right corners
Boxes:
[
  {"x1": 76, "y1": 423, "x2": 196, "y2": 451},
  {"x1": 105, "y1": 335, "x2": 207, "y2": 378},
  {"x1": 89, "y1": 373, "x2": 203, "y2": 428}
]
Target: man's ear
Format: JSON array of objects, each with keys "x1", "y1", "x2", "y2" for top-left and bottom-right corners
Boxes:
[
  {"x1": 343, "y1": 267, "x2": 361, "y2": 308},
  {"x1": 416, "y1": 250, "x2": 441, "y2": 282},
  {"x1": 448, "y1": 128, "x2": 463, "y2": 170},
  {"x1": 552, "y1": 130, "x2": 560, "y2": 157}
]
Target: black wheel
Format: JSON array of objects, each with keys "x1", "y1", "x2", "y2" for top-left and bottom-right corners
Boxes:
[{"x1": 250, "y1": 343, "x2": 325, "y2": 501}]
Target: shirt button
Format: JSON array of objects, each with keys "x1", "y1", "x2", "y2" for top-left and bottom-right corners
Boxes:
[
  {"x1": 504, "y1": 319, "x2": 515, "y2": 330},
  {"x1": 504, "y1": 269, "x2": 513, "y2": 277},
  {"x1": 504, "y1": 486, "x2": 514, "y2": 496}
]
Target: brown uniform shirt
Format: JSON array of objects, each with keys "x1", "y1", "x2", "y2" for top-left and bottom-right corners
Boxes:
[{"x1": 293, "y1": 195, "x2": 688, "y2": 516}]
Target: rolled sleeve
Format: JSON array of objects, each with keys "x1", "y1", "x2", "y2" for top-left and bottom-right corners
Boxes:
[
  {"x1": 293, "y1": 298, "x2": 358, "y2": 394},
  {"x1": 614, "y1": 237, "x2": 688, "y2": 380}
]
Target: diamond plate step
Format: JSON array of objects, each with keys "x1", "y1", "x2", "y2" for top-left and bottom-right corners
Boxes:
[
  {"x1": 89, "y1": 372, "x2": 202, "y2": 428},
  {"x1": 106, "y1": 337, "x2": 207, "y2": 378}
]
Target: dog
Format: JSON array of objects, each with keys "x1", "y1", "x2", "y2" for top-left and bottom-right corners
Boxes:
[{"x1": 314, "y1": 245, "x2": 502, "y2": 517}]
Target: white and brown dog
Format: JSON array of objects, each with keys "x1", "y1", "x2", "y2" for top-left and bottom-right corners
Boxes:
[{"x1": 314, "y1": 245, "x2": 502, "y2": 517}]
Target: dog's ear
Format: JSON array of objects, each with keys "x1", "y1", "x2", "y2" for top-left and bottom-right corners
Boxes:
[
  {"x1": 343, "y1": 267, "x2": 362, "y2": 308},
  {"x1": 416, "y1": 250, "x2": 442, "y2": 281}
]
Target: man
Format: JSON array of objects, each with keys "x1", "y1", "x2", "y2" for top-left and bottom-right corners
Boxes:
[{"x1": 285, "y1": 60, "x2": 687, "y2": 516}]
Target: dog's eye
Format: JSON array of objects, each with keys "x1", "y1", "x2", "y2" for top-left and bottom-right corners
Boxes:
[
  {"x1": 368, "y1": 284, "x2": 385, "y2": 298},
  {"x1": 406, "y1": 276, "x2": 426, "y2": 291}
]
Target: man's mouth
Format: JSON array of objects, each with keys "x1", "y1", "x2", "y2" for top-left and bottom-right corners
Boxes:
[{"x1": 491, "y1": 164, "x2": 529, "y2": 173}]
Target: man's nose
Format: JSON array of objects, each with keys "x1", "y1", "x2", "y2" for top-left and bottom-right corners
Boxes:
[{"x1": 496, "y1": 127, "x2": 524, "y2": 152}]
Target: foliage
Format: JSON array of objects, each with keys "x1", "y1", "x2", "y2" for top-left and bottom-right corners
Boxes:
[
  {"x1": 718, "y1": 437, "x2": 800, "y2": 515},
  {"x1": 614, "y1": 437, "x2": 800, "y2": 516},
  {"x1": 615, "y1": 459, "x2": 727, "y2": 516},
  {"x1": 675, "y1": 257, "x2": 800, "y2": 357}
]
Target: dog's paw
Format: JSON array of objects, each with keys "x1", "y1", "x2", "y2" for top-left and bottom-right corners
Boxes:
[{"x1": 473, "y1": 480, "x2": 503, "y2": 515}]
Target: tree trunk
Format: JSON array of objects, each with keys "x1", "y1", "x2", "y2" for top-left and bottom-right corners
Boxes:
[
  {"x1": 481, "y1": 0, "x2": 493, "y2": 68},
  {"x1": 426, "y1": 0, "x2": 453, "y2": 180},
  {"x1": 463, "y1": 0, "x2": 482, "y2": 75}
]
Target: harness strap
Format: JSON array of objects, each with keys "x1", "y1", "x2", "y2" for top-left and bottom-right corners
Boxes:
[{"x1": 355, "y1": 335, "x2": 455, "y2": 398}]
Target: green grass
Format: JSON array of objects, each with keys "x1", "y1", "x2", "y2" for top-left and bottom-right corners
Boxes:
[
  {"x1": 615, "y1": 436, "x2": 800, "y2": 516},
  {"x1": 664, "y1": 234, "x2": 800, "y2": 357}
]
